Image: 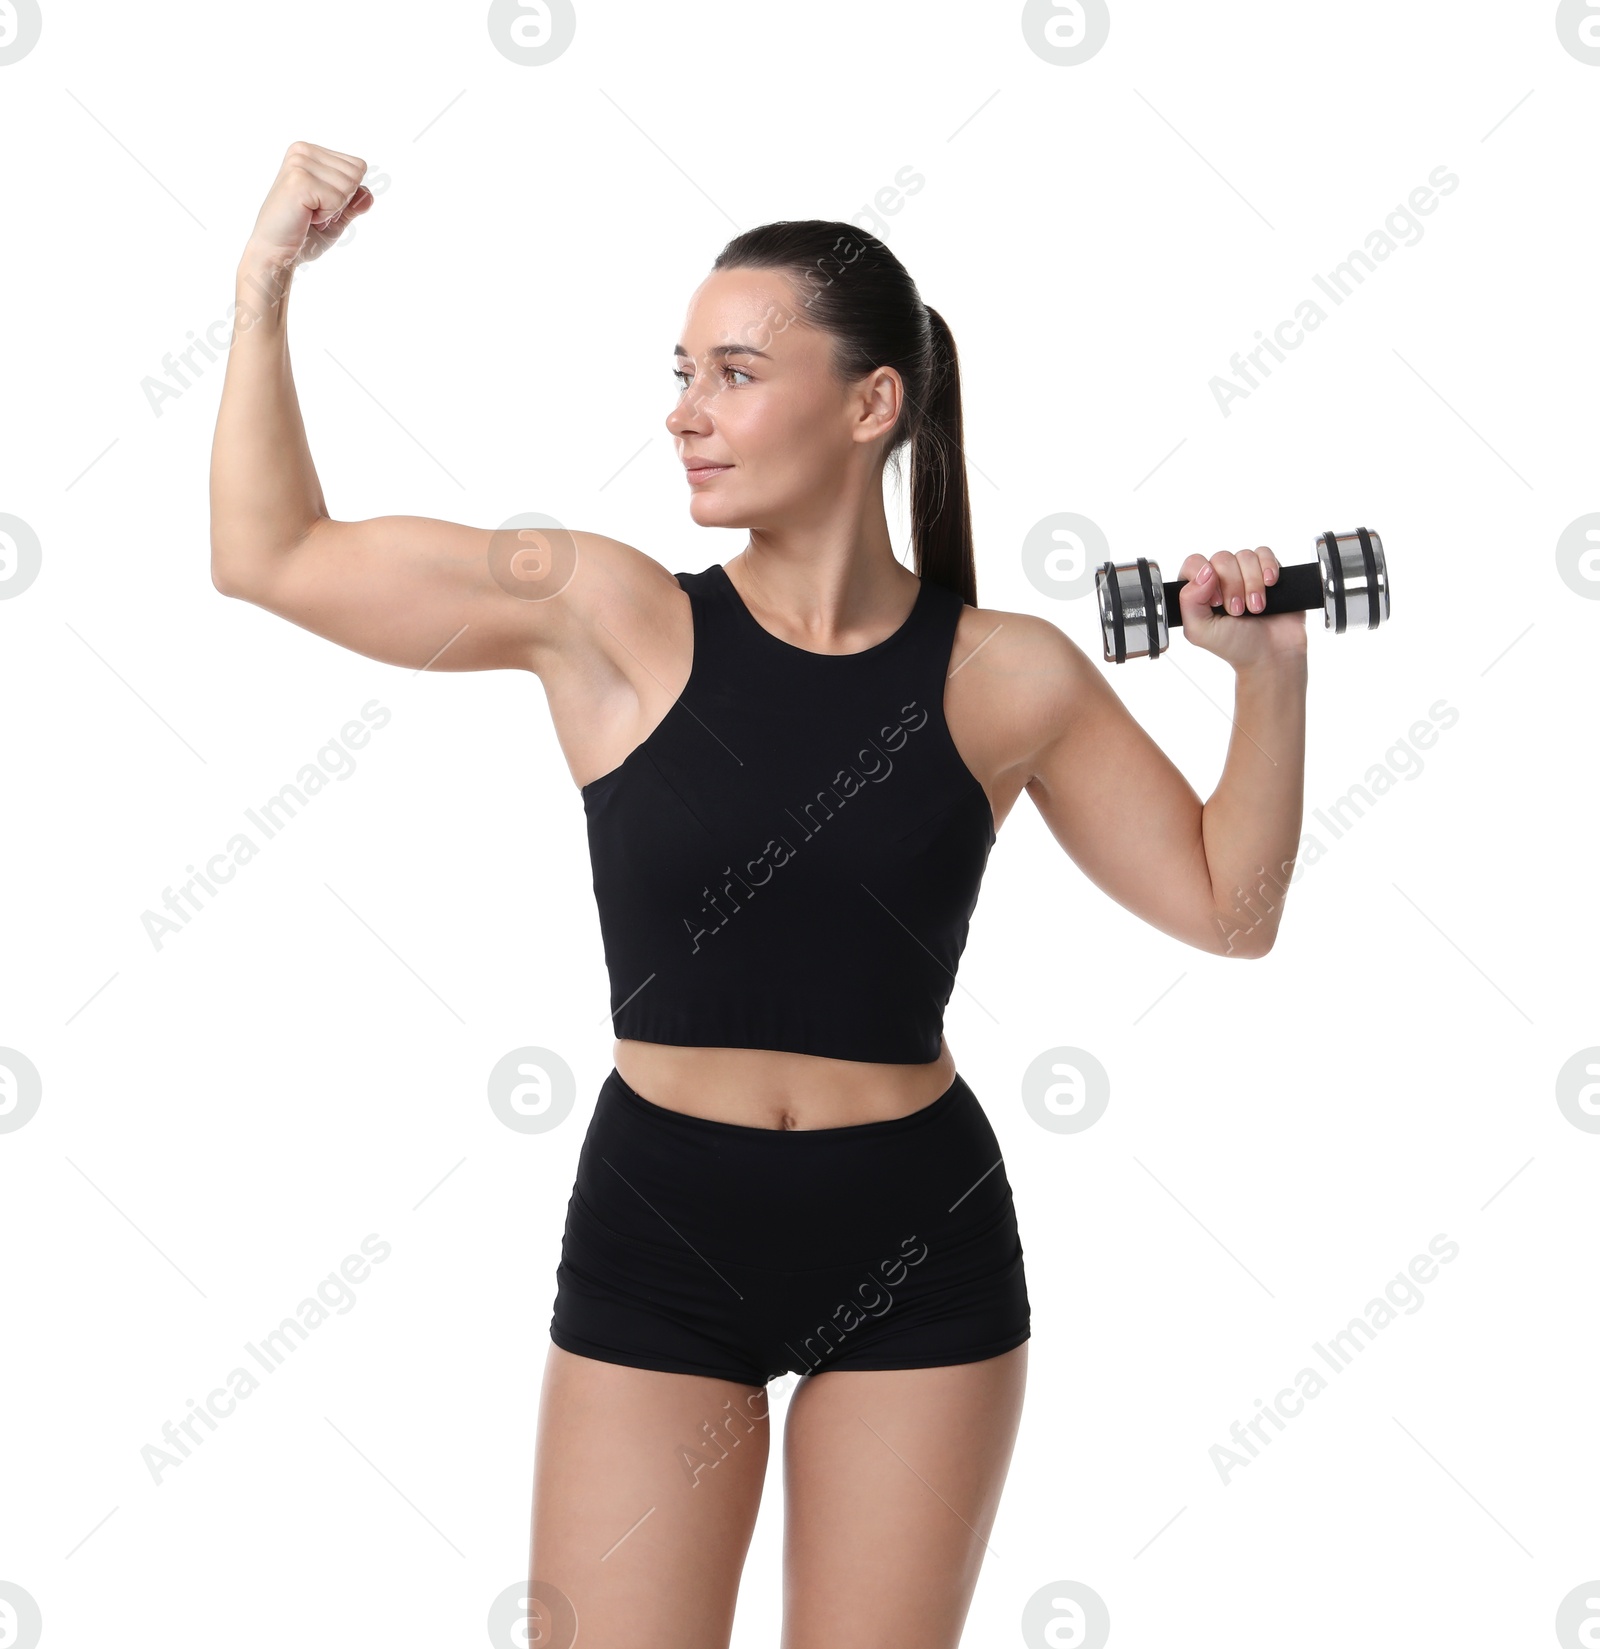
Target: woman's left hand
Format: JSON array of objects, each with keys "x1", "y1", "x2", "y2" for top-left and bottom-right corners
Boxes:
[{"x1": 1174, "y1": 546, "x2": 1308, "y2": 672}]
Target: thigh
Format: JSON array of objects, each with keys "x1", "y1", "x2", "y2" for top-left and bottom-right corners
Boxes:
[
  {"x1": 779, "y1": 1343, "x2": 1029, "y2": 1649},
  {"x1": 528, "y1": 1344, "x2": 771, "y2": 1649}
]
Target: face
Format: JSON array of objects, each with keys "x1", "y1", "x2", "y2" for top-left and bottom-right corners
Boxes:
[{"x1": 665, "y1": 267, "x2": 902, "y2": 531}]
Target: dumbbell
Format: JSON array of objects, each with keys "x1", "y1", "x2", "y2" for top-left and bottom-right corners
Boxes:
[{"x1": 1095, "y1": 527, "x2": 1391, "y2": 662}]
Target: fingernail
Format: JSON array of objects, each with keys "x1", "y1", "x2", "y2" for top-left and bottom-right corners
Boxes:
[
  {"x1": 1229, "y1": 596, "x2": 1242, "y2": 614},
  {"x1": 1196, "y1": 565, "x2": 1212, "y2": 582},
  {"x1": 1249, "y1": 591, "x2": 1263, "y2": 611}
]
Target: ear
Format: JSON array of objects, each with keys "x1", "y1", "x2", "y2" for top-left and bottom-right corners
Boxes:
[{"x1": 852, "y1": 365, "x2": 902, "y2": 443}]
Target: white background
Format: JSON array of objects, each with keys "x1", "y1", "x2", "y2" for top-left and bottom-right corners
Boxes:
[{"x1": 2, "y1": 2, "x2": 1595, "y2": 1645}]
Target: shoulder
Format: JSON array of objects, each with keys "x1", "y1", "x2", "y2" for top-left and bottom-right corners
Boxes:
[
  {"x1": 950, "y1": 599, "x2": 1100, "y2": 725},
  {"x1": 526, "y1": 531, "x2": 690, "y2": 682},
  {"x1": 944, "y1": 598, "x2": 1113, "y2": 787},
  {"x1": 939, "y1": 598, "x2": 1107, "y2": 818},
  {"x1": 563, "y1": 531, "x2": 683, "y2": 600},
  {"x1": 532, "y1": 532, "x2": 684, "y2": 640}
]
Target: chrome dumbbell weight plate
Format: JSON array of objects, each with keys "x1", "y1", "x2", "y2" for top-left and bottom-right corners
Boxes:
[{"x1": 1095, "y1": 528, "x2": 1390, "y2": 662}]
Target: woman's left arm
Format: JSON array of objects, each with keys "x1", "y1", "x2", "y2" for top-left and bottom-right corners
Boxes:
[{"x1": 994, "y1": 546, "x2": 1308, "y2": 958}]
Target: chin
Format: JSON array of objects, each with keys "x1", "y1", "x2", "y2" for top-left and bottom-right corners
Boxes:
[{"x1": 688, "y1": 500, "x2": 746, "y2": 527}]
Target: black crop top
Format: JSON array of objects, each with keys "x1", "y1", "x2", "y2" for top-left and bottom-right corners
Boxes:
[{"x1": 582, "y1": 561, "x2": 997, "y2": 1064}]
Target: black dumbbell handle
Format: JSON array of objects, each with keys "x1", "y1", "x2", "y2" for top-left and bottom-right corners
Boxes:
[
  {"x1": 1102, "y1": 528, "x2": 1384, "y2": 661},
  {"x1": 1164, "y1": 560, "x2": 1323, "y2": 625}
]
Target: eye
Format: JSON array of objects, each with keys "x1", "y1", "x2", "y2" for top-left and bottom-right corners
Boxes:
[{"x1": 671, "y1": 364, "x2": 754, "y2": 389}]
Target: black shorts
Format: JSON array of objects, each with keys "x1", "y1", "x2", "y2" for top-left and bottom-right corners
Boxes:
[{"x1": 548, "y1": 1066, "x2": 1031, "y2": 1386}]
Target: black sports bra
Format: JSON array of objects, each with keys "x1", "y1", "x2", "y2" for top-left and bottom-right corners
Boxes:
[{"x1": 582, "y1": 561, "x2": 997, "y2": 1064}]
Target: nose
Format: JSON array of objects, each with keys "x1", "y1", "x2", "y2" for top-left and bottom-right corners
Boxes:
[
  {"x1": 666, "y1": 387, "x2": 710, "y2": 439},
  {"x1": 665, "y1": 359, "x2": 719, "y2": 437}
]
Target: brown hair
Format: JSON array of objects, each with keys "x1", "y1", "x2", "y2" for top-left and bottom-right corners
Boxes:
[{"x1": 710, "y1": 221, "x2": 976, "y2": 606}]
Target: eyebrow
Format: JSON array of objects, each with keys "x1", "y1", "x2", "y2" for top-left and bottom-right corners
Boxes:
[{"x1": 672, "y1": 343, "x2": 773, "y2": 360}]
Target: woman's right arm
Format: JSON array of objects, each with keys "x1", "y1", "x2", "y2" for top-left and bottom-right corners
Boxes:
[{"x1": 210, "y1": 141, "x2": 600, "y2": 676}]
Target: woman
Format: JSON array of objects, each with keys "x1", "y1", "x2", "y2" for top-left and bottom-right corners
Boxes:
[{"x1": 211, "y1": 143, "x2": 1307, "y2": 1648}]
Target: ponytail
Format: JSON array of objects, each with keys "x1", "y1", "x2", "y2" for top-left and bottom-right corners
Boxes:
[{"x1": 910, "y1": 305, "x2": 976, "y2": 608}]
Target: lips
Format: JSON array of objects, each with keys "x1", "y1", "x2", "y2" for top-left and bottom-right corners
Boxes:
[{"x1": 684, "y1": 462, "x2": 732, "y2": 482}]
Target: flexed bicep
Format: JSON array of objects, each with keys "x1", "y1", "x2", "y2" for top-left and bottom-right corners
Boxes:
[{"x1": 218, "y1": 513, "x2": 599, "y2": 674}]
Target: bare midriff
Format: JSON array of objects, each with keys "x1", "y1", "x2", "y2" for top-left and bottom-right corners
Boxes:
[{"x1": 612, "y1": 1038, "x2": 959, "y2": 1131}]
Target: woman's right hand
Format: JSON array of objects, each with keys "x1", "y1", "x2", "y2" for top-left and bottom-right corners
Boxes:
[{"x1": 242, "y1": 140, "x2": 373, "y2": 274}]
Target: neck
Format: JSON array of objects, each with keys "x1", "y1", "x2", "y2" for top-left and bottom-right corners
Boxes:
[{"x1": 730, "y1": 536, "x2": 919, "y2": 650}]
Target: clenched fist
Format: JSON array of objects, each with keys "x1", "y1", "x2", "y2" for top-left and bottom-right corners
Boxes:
[
  {"x1": 243, "y1": 140, "x2": 374, "y2": 274},
  {"x1": 1173, "y1": 545, "x2": 1306, "y2": 672}
]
